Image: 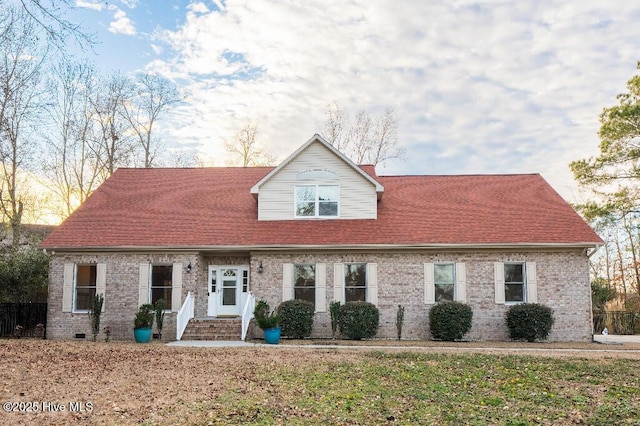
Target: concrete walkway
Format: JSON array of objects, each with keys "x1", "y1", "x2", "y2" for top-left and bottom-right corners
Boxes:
[
  {"x1": 168, "y1": 334, "x2": 640, "y2": 349},
  {"x1": 168, "y1": 340, "x2": 258, "y2": 348},
  {"x1": 593, "y1": 334, "x2": 640, "y2": 344}
]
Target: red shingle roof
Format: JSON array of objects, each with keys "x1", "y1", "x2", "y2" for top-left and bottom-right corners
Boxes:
[{"x1": 41, "y1": 167, "x2": 602, "y2": 250}]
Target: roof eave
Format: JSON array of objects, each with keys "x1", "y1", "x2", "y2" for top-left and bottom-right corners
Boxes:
[{"x1": 43, "y1": 242, "x2": 603, "y2": 253}]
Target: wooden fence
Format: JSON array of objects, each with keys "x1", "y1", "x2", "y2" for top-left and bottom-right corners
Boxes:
[{"x1": 593, "y1": 311, "x2": 638, "y2": 335}]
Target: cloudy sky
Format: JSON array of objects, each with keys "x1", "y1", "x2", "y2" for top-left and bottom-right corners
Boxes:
[{"x1": 70, "y1": 0, "x2": 640, "y2": 201}]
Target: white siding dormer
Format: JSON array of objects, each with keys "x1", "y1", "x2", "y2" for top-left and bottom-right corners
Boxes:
[{"x1": 254, "y1": 137, "x2": 382, "y2": 220}]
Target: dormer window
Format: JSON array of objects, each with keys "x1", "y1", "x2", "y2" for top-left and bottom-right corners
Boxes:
[{"x1": 295, "y1": 185, "x2": 339, "y2": 218}]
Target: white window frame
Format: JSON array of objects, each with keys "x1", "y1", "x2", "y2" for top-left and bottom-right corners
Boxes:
[
  {"x1": 344, "y1": 263, "x2": 367, "y2": 303},
  {"x1": 424, "y1": 262, "x2": 466, "y2": 304},
  {"x1": 293, "y1": 263, "x2": 316, "y2": 307},
  {"x1": 504, "y1": 262, "x2": 526, "y2": 304},
  {"x1": 150, "y1": 264, "x2": 173, "y2": 311},
  {"x1": 294, "y1": 184, "x2": 340, "y2": 218},
  {"x1": 284, "y1": 263, "x2": 327, "y2": 312},
  {"x1": 434, "y1": 263, "x2": 455, "y2": 303},
  {"x1": 73, "y1": 264, "x2": 97, "y2": 313}
]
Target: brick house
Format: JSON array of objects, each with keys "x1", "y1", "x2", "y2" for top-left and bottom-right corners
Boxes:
[{"x1": 41, "y1": 135, "x2": 602, "y2": 341}]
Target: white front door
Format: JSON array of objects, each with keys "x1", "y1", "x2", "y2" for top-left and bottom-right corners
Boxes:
[{"x1": 207, "y1": 266, "x2": 248, "y2": 317}]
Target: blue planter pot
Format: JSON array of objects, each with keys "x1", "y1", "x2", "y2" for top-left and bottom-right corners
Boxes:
[
  {"x1": 134, "y1": 327, "x2": 153, "y2": 343},
  {"x1": 263, "y1": 327, "x2": 281, "y2": 344}
]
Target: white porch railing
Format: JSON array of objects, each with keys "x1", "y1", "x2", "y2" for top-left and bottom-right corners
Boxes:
[
  {"x1": 241, "y1": 292, "x2": 255, "y2": 341},
  {"x1": 176, "y1": 291, "x2": 195, "y2": 341}
]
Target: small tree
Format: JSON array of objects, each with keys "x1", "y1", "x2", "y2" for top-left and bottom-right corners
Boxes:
[
  {"x1": 154, "y1": 299, "x2": 165, "y2": 339},
  {"x1": 134, "y1": 304, "x2": 154, "y2": 329},
  {"x1": 253, "y1": 300, "x2": 279, "y2": 330},
  {"x1": 330, "y1": 301, "x2": 341, "y2": 338},
  {"x1": 396, "y1": 304, "x2": 405, "y2": 340},
  {"x1": 591, "y1": 278, "x2": 616, "y2": 312},
  {"x1": 88, "y1": 293, "x2": 104, "y2": 342}
]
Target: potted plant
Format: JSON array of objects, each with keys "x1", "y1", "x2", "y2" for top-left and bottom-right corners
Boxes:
[
  {"x1": 253, "y1": 300, "x2": 280, "y2": 344},
  {"x1": 133, "y1": 303, "x2": 155, "y2": 343}
]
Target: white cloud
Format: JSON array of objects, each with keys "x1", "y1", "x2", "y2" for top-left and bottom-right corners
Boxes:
[
  {"x1": 119, "y1": 0, "x2": 139, "y2": 8},
  {"x1": 148, "y1": 0, "x2": 640, "y2": 200},
  {"x1": 187, "y1": 2, "x2": 210, "y2": 14},
  {"x1": 75, "y1": 0, "x2": 104, "y2": 11},
  {"x1": 109, "y1": 8, "x2": 136, "y2": 35},
  {"x1": 150, "y1": 44, "x2": 163, "y2": 55}
]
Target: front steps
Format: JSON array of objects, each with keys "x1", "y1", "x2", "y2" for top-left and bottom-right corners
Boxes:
[{"x1": 181, "y1": 317, "x2": 242, "y2": 341}]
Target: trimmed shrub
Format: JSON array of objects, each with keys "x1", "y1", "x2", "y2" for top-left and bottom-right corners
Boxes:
[
  {"x1": 339, "y1": 301, "x2": 379, "y2": 340},
  {"x1": 330, "y1": 301, "x2": 341, "y2": 338},
  {"x1": 277, "y1": 299, "x2": 315, "y2": 339},
  {"x1": 506, "y1": 303, "x2": 554, "y2": 342},
  {"x1": 429, "y1": 301, "x2": 473, "y2": 341}
]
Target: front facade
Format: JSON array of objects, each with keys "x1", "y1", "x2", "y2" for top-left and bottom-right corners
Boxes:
[{"x1": 42, "y1": 135, "x2": 602, "y2": 341}]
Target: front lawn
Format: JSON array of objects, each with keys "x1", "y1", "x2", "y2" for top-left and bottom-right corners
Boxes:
[{"x1": 0, "y1": 340, "x2": 638, "y2": 425}]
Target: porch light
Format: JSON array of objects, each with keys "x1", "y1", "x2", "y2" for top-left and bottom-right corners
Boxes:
[
  {"x1": 186, "y1": 262, "x2": 192, "y2": 273},
  {"x1": 258, "y1": 261, "x2": 264, "y2": 274}
]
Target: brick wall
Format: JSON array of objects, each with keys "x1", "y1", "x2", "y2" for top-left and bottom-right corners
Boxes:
[
  {"x1": 47, "y1": 248, "x2": 593, "y2": 342},
  {"x1": 47, "y1": 252, "x2": 201, "y2": 341},
  {"x1": 250, "y1": 249, "x2": 593, "y2": 342}
]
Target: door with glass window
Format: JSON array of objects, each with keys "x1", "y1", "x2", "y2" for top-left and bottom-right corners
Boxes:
[{"x1": 207, "y1": 266, "x2": 248, "y2": 317}]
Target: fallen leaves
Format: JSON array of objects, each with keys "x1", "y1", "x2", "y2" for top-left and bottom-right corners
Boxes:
[{"x1": 0, "y1": 340, "x2": 639, "y2": 425}]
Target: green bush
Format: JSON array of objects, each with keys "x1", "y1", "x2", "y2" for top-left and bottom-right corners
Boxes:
[
  {"x1": 253, "y1": 300, "x2": 279, "y2": 330},
  {"x1": 133, "y1": 304, "x2": 154, "y2": 329},
  {"x1": 505, "y1": 303, "x2": 554, "y2": 342},
  {"x1": 429, "y1": 301, "x2": 473, "y2": 341},
  {"x1": 339, "y1": 301, "x2": 379, "y2": 340},
  {"x1": 0, "y1": 246, "x2": 49, "y2": 303},
  {"x1": 277, "y1": 299, "x2": 315, "y2": 338}
]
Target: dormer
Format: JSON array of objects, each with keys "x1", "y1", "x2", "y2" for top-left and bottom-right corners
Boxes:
[{"x1": 250, "y1": 134, "x2": 384, "y2": 221}]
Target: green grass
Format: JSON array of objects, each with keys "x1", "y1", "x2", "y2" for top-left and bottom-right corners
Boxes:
[{"x1": 192, "y1": 352, "x2": 640, "y2": 425}]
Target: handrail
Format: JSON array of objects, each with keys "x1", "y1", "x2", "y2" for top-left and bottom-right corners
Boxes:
[
  {"x1": 241, "y1": 292, "x2": 255, "y2": 341},
  {"x1": 176, "y1": 291, "x2": 195, "y2": 340}
]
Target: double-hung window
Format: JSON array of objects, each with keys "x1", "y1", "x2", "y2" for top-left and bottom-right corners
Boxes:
[
  {"x1": 504, "y1": 263, "x2": 525, "y2": 303},
  {"x1": 75, "y1": 264, "x2": 97, "y2": 311},
  {"x1": 294, "y1": 264, "x2": 316, "y2": 306},
  {"x1": 424, "y1": 262, "x2": 466, "y2": 304},
  {"x1": 295, "y1": 185, "x2": 339, "y2": 217},
  {"x1": 434, "y1": 263, "x2": 455, "y2": 302},
  {"x1": 151, "y1": 265, "x2": 173, "y2": 308},
  {"x1": 344, "y1": 263, "x2": 366, "y2": 302}
]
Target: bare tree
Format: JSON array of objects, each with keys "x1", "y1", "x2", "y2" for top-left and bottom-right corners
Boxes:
[
  {"x1": 13, "y1": 0, "x2": 93, "y2": 49},
  {"x1": 89, "y1": 73, "x2": 136, "y2": 178},
  {"x1": 122, "y1": 73, "x2": 182, "y2": 168},
  {"x1": 321, "y1": 102, "x2": 349, "y2": 152},
  {"x1": 43, "y1": 68, "x2": 185, "y2": 222},
  {"x1": 319, "y1": 103, "x2": 404, "y2": 167},
  {"x1": 43, "y1": 59, "x2": 103, "y2": 219},
  {"x1": 224, "y1": 122, "x2": 275, "y2": 167},
  {"x1": 0, "y1": 6, "x2": 48, "y2": 249}
]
